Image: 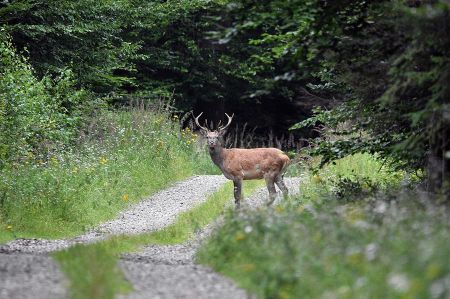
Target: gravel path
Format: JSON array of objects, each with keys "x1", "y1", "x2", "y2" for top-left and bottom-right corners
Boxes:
[
  {"x1": 0, "y1": 175, "x2": 227, "y2": 299},
  {"x1": 118, "y1": 177, "x2": 301, "y2": 299},
  {"x1": 0, "y1": 175, "x2": 301, "y2": 299}
]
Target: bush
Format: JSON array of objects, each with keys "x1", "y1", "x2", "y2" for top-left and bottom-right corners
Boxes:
[{"x1": 0, "y1": 34, "x2": 93, "y2": 167}]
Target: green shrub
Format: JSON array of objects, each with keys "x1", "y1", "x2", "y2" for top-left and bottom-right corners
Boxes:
[
  {"x1": 0, "y1": 34, "x2": 92, "y2": 167},
  {"x1": 299, "y1": 153, "x2": 405, "y2": 202}
]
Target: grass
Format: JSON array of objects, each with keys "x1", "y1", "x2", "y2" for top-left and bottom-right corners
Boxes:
[
  {"x1": 0, "y1": 108, "x2": 214, "y2": 243},
  {"x1": 53, "y1": 179, "x2": 264, "y2": 299},
  {"x1": 197, "y1": 154, "x2": 450, "y2": 299}
]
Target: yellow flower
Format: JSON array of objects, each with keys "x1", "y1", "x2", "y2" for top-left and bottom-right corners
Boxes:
[
  {"x1": 239, "y1": 263, "x2": 255, "y2": 272},
  {"x1": 50, "y1": 156, "x2": 59, "y2": 164},
  {"x1": 7, "y1": 225, "x2": 12, "y2": 230},
  {"x1": 426, "y1": 263, "x2": 442, "y2": 280},
  {"x1": 235, "y1": 232, "x2": 246, "y2": 241},
  {"x1": 122, "y1": 194, "x2": 129, "y2": 201},
  {"x1": 275, "y1": 205, "x2": 284, "y2": 213},
  {"x1": 312, "y1": 174, "x2": 323, "y2": 184},
  {"x1": 156, "y1": 140, "x2": 165, "y2": 149},
  {"x1": 99, "y1": 157, "x2": 108, "y2": 165}
]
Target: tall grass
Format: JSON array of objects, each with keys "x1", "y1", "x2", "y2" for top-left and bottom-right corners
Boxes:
[
  {"x1": 198, "y1": 154, "x2": 450, "y2": 299},
  {"x1": 0, "y1": 107, "x2": 213, "y2": 242}
]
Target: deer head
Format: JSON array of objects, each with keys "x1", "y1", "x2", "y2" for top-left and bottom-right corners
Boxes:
[{"x1": 194, "y1": 112, "x2": 234, "y2": 150}]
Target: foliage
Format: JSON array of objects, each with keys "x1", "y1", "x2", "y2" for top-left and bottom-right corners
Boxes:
[
  {"x1": 54, "y1": 241, "x2": 132, "y2": 299},
  {"x1": 198, "y1": 154, "x2": 450, "y2": 299},
  {"x1": 288, "y1": 1, "x2": 450, "y2": 191},
  {"x1": 199, "y1": 195, "x2": 450, "y2": 299},
  {"x1": 0, "y1": 0, "x2": 143, "y2": 93},
  {"x1": 0, "y1": 0, "x2": 230, "y2": 103},
  {"x1": 0, "y1": 34, "x2": 92, "y2": 167},
  {"x1": 0, "y1": 107, "x2": 213, "y2": 240}
]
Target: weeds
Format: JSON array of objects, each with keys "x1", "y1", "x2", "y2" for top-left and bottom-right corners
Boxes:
[{"x1": 0, "y1": 107, "x2": 214, "y2": 242}]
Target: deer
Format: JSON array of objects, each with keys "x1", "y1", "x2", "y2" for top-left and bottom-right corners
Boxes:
[{"x1": 194, "y1": 112, "x2": 290, "y2": 208}]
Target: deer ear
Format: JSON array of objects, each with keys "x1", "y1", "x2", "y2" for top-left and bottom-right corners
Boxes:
[
  {"x1": 199, "y1": 129, "x2": 208, "y2": 137},
  {"x1": 218, "y1": 129, "x2": 227, "y2": 137}
]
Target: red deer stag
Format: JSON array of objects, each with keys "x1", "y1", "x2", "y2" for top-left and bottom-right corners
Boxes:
[{"x1": 194, "y1": 112, "x2": 290, "y2": 208}]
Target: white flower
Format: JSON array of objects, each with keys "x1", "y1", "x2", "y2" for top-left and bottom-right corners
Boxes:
[
  {"x1": 244, "y1": 225, "x2": 253, "y2": 234},
  {"x1": 364, "y1": 243, "x2": 378, "y2": 261},
  {"x1": 388, "y1": 273, "x2": 410, "y2": 293},
  {"x1": 374, "y1": 201, "x2": 387, "y2": 214}
]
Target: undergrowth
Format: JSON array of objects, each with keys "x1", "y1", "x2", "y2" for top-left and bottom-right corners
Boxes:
[
  {"x1": 198, "y1": 154, "x2": 450, "y2": 299},
  {"x1": 54, "y1": 180, "x2": 264, "y2": 299},
  {"x1": 0, "y1": 108, "x2": 215, "y2": 243}
]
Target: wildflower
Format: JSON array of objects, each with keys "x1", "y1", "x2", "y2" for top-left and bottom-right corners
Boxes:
[
  {"x1": 99, "y1": 157, "x2": 108, "y2": 165},
  {"x1": 7, "y1": 225, "x2": 12, "y2": 230},
  {"x1": 388, "y1": 273, "x2": 410, "y2": 293},
  {"x1": 364, "y1": 243, "x2": 378, "y2": 261},
  {"x1": 122, "y1": 194, "x2": 129, "y2": 201},
  {"x1": 240, "y1": 263, "x2": 255, "y2": 272},
  {"x1": 244, "y1": 225, "x2": 253, "y2": 233},
  {"x1": 275, "y1": 205, "x2": 284, "y2": 213},
  {"x1": 156, "y1": 140, "x2": 165, "y2": 150},
  {"x1": 426, "y1": 263, "x2": 442, "y2": 280},
  {"x1": 50, "y1": 156, "x2": 59, "y2": 164},
  {"x1": 312, "y1": 174, "x2": 323, "y2": 183},
  {"x1": 235, "y1": 232, "x2": 245, "y2": 241}
]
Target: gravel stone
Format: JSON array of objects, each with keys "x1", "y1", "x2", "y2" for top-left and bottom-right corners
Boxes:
[{"x1": 0, "y1": 253, "x2": 68, "y2": 299}]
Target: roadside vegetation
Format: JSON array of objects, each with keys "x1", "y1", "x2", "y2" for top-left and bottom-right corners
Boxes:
[
  {"x1": 198, "y1": 154, "x2": 450, "y2": 299},
  {"x1": 0, "y1": 35, "x2": 216, "y2": 242},
  {"x1": 0, "y1": 107, "x2": 214, "y2": 242},
  {"x1": 53, "y1": 180, "x2": 264, "y2": 299}
]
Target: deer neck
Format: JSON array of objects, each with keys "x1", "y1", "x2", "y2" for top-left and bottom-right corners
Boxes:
[{"x1": 209, "y1": 145, "x2": 226, "y2": 169}]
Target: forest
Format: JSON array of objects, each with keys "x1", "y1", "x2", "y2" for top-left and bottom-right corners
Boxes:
[{"x1": 0, "y1": 0, "x2": 449, "y2": 298}]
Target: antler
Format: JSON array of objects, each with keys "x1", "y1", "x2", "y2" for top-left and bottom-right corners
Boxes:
[
  {"x1": 193, "y1": 112, "x2": 209, "y2": 131},
  {"x1": 218, "y1": 113, "x2": 234, "y2": 132}
]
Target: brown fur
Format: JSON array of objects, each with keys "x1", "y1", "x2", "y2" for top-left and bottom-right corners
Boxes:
[{"x1": 222, "y1": 148, "x2": 290, "y2": 180}]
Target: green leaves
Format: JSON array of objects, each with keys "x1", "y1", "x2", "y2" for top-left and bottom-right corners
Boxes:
[{"x1": 0, "y1": 35, "x2": 92, "y2": 167}]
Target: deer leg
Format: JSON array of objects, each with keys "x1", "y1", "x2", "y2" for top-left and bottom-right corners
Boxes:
[
  {"x1": 233, "y1": 179, "x2": 242, "y2": 209},
  {"x1": 275, "y1": 175, "x2": 289, "y2": 199},
  {"x1": 265, "y1": 176, "x2": 277, "y2": 206}
]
